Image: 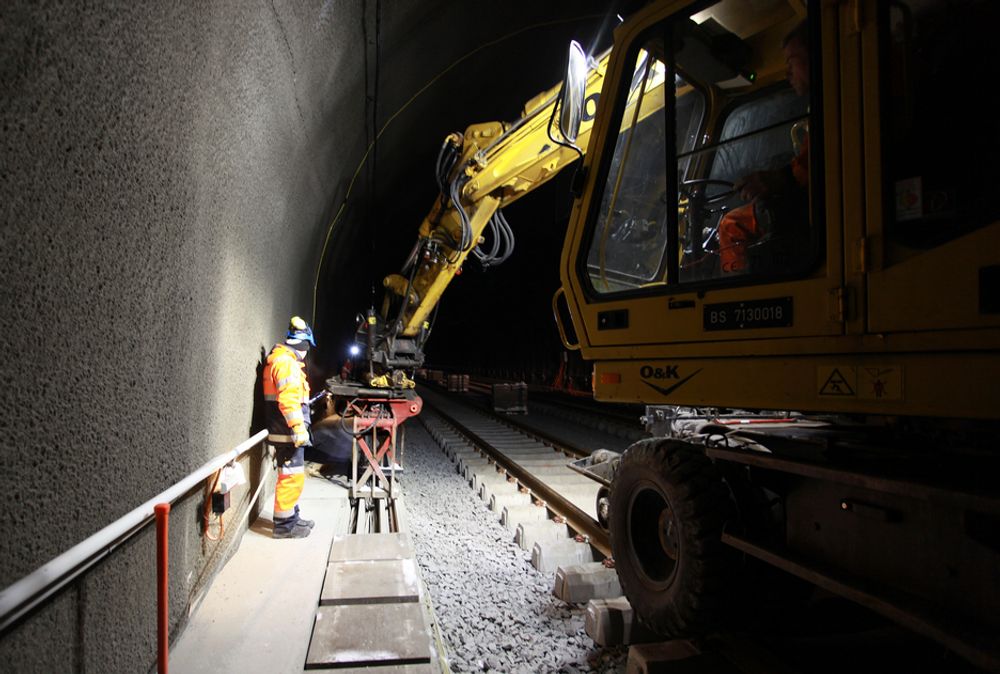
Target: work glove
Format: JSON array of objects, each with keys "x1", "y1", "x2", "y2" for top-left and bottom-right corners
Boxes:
[{"x1": 292, "y1": 424, "x2": 311, "y2": 448}]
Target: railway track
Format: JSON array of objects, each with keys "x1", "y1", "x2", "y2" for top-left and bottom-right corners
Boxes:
[
  {"x1": 414, "y1": 386, "x2": 987, "y2": 674},
  {"x1": 415, "y1": 386, "x2": 656, "y2": 660},
  {"x1": 435, "y1": 378, "x2": 643, "y2": 451},
  {"x1": 420, "y1": 387, "x2": 609, "y2": 555}
]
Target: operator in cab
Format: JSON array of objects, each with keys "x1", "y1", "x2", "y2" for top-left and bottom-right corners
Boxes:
[{"x1": 719, "y1": 21, "x2": 810, "y2": 274}]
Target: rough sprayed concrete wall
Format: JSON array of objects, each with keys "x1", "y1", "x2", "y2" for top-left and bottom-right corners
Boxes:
[{"x1": 0, "y1": 2, "x2": 365, "y2": 671}]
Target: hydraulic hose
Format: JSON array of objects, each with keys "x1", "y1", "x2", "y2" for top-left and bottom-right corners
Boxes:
[
  {"x1": 472, "y1": 208, "x2": 515, "y2": 269},
  {"x1": 448, "y1": 173, "x2": 474, "y2": 253}
]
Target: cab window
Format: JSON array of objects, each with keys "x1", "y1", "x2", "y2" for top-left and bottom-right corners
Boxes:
[
  {"x1": 582, "y1": 0, "x2": 821, "y2": 296},
  {"x1": 585, "y1": 51, "x2": 704, "y2": 292}
]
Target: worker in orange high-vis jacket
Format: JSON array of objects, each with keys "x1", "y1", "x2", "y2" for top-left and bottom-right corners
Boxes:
[{"x1": 263, "y1": 316, "x2": 317, "y2": 539}]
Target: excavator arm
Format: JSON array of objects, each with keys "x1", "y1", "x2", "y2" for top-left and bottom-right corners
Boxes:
[{"x1": 359, "y1": 43, "x2": 611, "y2": 379}]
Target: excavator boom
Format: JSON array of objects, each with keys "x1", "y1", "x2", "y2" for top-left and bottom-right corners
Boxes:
[{"x1": 380, "y1": 48, "x2": 610, "y2": 354}]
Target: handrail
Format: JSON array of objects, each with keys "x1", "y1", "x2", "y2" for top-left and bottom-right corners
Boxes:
[{"x1": 0, "y1": 428, "x2": 269, "y2": 635}]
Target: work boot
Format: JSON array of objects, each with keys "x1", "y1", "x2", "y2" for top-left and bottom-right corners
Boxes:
[
  {"x1": 294, "y1": 505, "x2": 315, "y2": 528},
  {"x1": 273, "y1": 521, "x2": 311, "y2": 539}
]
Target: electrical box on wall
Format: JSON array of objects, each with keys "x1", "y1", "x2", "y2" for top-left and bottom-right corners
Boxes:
[{"x1": 211, "y1": 491, "x2": 231, "y2": 514}]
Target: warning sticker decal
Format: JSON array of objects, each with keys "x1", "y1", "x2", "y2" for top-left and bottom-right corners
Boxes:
[
  {"x1": 817, "y1": 366, "x2": 904, "y2": 400},
  {"x1": 858, "y1": 367, "x2": 903, "y2": 401},
  {"x1": 818, "y1": 367, "x2": 856, "y2": 396}
]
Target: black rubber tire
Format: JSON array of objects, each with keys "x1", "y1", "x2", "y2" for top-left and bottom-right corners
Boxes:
[{"x1": 609, "y1": 438, "x2": 733, "y2": 636}]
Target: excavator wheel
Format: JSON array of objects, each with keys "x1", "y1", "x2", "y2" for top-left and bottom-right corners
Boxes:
[{"x1": 609, "y1": 438, "x2": 733, "y2": 636}]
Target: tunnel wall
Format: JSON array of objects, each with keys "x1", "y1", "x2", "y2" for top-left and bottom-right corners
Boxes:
[{"x1": 0, "y1": 2, "x2": 367, "y2": 671}]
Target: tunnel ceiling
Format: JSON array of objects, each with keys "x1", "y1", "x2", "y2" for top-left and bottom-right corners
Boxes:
[{"x1": 316, "y1": 0, "x2": 644, "y2": 378}]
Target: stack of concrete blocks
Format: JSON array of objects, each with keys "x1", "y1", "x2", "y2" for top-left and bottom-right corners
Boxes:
[{"x1": 492, "y1": 382, "x2": 528, "y2": 414}]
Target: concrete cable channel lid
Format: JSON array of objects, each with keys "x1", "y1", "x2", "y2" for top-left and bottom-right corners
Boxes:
[{"x1": 306, "y1": 527, "x2": 437, "y2": 669}]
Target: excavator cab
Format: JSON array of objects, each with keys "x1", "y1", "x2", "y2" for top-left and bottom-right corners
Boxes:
[
  {"x1": 558, "y1": 0, "x2": 1000, "y2": 418},
  {"x1": 557, "y1": 0, "x2": 1000, "y2": 667}
]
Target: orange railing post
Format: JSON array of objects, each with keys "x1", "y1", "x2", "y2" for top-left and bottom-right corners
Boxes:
[{"x1": 154, "y1": 503, "x2": 171, "y2": 674}]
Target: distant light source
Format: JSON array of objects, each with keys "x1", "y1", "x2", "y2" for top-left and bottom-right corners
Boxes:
[{"x1": 349, "y1": 345, "x2": 360, "y2": 356}]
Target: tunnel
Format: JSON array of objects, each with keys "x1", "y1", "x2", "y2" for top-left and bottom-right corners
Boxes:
[{"x1": 0, "y1": 1, "x2": 624, "y2": 670}]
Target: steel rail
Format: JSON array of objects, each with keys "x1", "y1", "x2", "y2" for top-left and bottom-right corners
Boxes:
[
  {"x1": 425, "y1": 380, "x2": 639, "y2": 454},
  {"x1": 425, "y1": 399, "x2": 610, "y2": 557},
  {"x1": 484, "y1": 408, "x2": 593, "y2": 459},
  {"x1": 427, "y1": 382, "x2": 593, "y2": 458}
]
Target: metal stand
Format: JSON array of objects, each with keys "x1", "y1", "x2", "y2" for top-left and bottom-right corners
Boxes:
[
  {"x1": 343, "y1": 389, "x2": 423, "y2": 501},
  {"x1": 351, "y1": 407, "x2": 399, "y2": 500}
]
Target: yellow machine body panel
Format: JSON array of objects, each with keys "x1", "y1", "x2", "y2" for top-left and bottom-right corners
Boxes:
[{"x1": 559, "y1": 0, "x2": 1000, "y2": 420}]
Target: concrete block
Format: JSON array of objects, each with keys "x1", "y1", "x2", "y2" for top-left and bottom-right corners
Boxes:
[
  {"x1": 479, "y1": 476, "x2": 518, "y2": 503},
  {"x1": 535, "y1": 475, "x2": 597, "y2": 488},
  {"x1": 329, "y1": 532, "x2": 414, "y2": 562},
  {"x1": 458, "y1": 456, "x2": 491, "y2": 478},
  {"x1": 551, "y1": 484, "x2": 601, "y2": 502},
  {"x1": 585, "y1": 596, "x2": 660, "y2": 647},
  {"x1": 565, "y1": 495, "x2": 601, "y2": 518},
  {"x1": 500, "y1": 448, "x2": 560, "y2": 457},
  {"x1": 474, "y1": 436, "x2": 541, "y2": 444},
  {"x1": 441, "y1": 439, "x2": 466, "y2": 452},
  {"x1": 453, "y1": 449, "x2": 483, "y2": 463},
  {"x1": 508, "y1": 458, "x2": 572, "y2": 469},
  {"x1": 531, "y1": 538, "x2": 594, "y2": 573},
  {"x1": 469, "y1": 468, "x2": 504, "y2": 493},
  {"x1": 489, "y1": 490, "x2": 531, "y2": 513},
  {"x1": 515, "y1": 519, "x2": 568, "y2": 550},
  {"x1": 307, "y1": 603, "x2": 432, "y2": 667},
  {"x1": 483, "y1": 438, "x2": 552, "y2": 455},
  {"x1": 553, "y1": 562, "x2": 622, "y2": 603},
  {"x1": 501, "y1": 503, "x2": 549, "y2": 529},
  {"x1": 494, "y1": 445, "x2": 553, "y2": 454},
  {"x1": 320, "y1": 558, "x2": 420, "y2": 605},
  {"x1": 332, "y1": 664, "x2": 441, "y2": 674},
  {"x1": 442, "y1": 440, "x2": 472, "y2": 459},
  {"x1": 627, "y1": 641, "x2": 735, "y2": 674},
  {"x1": 522, "y1": 466, "x2": 579, "y2": 477}
]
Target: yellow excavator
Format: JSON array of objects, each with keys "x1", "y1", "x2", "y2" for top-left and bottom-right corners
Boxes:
[
  {"x1": 349, "y1": 0, "x2": 1000, "y2": 669},
  {"x1": 555, "y1": 0, "x2": 1000, "y2": 670}
]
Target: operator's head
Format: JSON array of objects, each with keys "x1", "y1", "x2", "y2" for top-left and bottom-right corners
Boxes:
[
  {"x1": 285, "y1": 315, "x2": 315, "y2": 354},
  {"x1": 783, "y1": 21, "x2": 809, "y2": 97}
]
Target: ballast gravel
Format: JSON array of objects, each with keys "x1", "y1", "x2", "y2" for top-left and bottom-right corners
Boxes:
[{"x1": 401, "y1": 419, "x2": 627, "y2": 673}]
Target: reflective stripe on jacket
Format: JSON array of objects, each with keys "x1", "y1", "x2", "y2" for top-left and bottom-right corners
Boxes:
[{"x1": 263, "y1": 343, "x2": 311, "y2": 445}]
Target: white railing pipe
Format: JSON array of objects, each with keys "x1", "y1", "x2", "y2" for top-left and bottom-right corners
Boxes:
[{"x1": 0, "y1": 429, "x2": 269, "y2": 633}]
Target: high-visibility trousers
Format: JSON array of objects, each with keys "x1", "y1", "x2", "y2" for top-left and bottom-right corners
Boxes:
[{"x1": 273, "y1": 444, "x2": 305, "y2": 525}]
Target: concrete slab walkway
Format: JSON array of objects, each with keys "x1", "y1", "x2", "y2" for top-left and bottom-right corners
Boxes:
[{"x1": 170, "y1": 476, "x2": 350, "y2": 674}]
